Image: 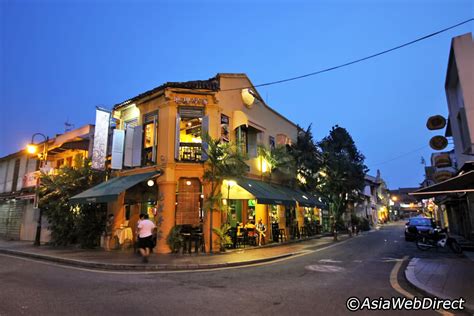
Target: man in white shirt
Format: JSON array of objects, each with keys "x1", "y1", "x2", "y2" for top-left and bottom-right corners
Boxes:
[{"x1": 137, "y1": 214, "x2": 156, "y2": 263}]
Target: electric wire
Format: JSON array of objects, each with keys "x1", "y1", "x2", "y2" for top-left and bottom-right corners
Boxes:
[
  {"x1": 221, "y1": 18, "x2": 473, "y2": 92},
  {"x1": 371, "y1": 145, "x2": 430, "y2": 167}
]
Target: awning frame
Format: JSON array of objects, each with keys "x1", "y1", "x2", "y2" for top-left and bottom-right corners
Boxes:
[{"x1": 69, "y1": 171, "x2": 160, "y2": 204}]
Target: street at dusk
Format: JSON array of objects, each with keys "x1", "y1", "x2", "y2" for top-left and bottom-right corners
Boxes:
[
  {"x1": 1, "y1": 223, "x2": 470, "y2": 316},
  {"x1": 1, "y1": 1, "x2": 474, "y2": 315}
]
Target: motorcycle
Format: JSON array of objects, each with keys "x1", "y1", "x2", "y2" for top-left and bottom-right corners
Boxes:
[{"x1": 416, "y1": 227, "x2": 463, "y2": 254}]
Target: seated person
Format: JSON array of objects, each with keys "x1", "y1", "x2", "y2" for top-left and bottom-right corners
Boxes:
[
  {"x1": 236, "y1": 222, "x2": 244, "y2": 236},
  {"x1": 256, "y1": 218, "x2": 267, "y2": 246},
  {"x1": 245, "y1": 220, "x2": 257, "y2": 243},
  {"x1": 244, "y1": 220, "x2": 256, "y2": 229}
]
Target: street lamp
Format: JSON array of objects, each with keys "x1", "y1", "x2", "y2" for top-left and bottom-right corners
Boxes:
[
  {"x1": 27, "y1": 133, "x2": 49, "y2": 246},
  {"x1": 226, "y1": 180, "x2": 237, "y2": 223}
]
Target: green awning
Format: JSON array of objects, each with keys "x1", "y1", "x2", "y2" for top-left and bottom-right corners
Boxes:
[
  {"x1": 278, "y1": 187, "x2": 327, "y2": 208},
  {"x1": 69, "y1": 171, "x2": 160, "y2": 204},
  {"x1": 235, "y1": 178, "x2": 296, "y2": 206}
]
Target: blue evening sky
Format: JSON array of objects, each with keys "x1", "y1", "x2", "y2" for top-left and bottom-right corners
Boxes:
[{"x1": 1, "y1": 0, "x2": 472, "y2": 189}]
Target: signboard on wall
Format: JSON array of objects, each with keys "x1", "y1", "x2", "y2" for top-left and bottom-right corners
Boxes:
[
  {"x1": 22, "y1": 171, "x2": 39, "y2": 188},
  {"x1": 91, "y1": 108, "x2": 111, "y2": 170}
]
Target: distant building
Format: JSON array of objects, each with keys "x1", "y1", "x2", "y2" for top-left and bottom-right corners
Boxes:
[
  {"x1": 389, "y1": 188, "x2": 422, "y2": 218},
  {"x1": 353, "y1": 171, "x2": 390, "y2": 225}
]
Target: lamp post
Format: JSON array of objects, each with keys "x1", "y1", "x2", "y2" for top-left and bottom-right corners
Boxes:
[
  {"x1": 27, "y1": 133, "x2": 49, "y2": 246},
  {"x1": 226, "y1": 180, "x2": 236, "y2": 224}
]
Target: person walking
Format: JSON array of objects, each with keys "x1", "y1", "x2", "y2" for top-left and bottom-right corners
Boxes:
[
  {"x1": 256, "y1": 218, "x2": 267, "y2": 246},
  {"x1": 104, "y1": 214, "x2": 114, "y2": 251},
  {"x1": 137, "y1": 214, "x2": 156, "y2": 263}
]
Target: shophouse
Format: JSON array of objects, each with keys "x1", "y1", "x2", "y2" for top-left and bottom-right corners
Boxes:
[
  {"x1": 0, "y1": 125, "x2": 94, "y2": 242},
  {"x1": 412, "y1": 33, "x2": 474, "y2": 240},
  {"x1": 71, "y1": 73, "x2": 326, "y2": 253}
]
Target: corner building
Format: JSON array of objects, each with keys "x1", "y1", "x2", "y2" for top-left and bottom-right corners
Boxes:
[{"x1": 73, "y1": 73, "x2": 325, "y2": 253}]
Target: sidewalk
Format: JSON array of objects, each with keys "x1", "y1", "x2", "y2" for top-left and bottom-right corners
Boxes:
[
  {"x1": 405, "y1": 252, "x2": 474, "y2": 313},
  {"x1": 0, "y1": 233, "x2": 350, "y2": 272}
]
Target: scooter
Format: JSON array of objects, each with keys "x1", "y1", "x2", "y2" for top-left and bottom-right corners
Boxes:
[{"x1": 416, "y1": 227, "x2": 463, "y2": 254}]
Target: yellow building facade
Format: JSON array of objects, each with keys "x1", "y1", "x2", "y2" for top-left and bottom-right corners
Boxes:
[{"x1": 75, "y1": 74, "x2": 325, "y2": 253}]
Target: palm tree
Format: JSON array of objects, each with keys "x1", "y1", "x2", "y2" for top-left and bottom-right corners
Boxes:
[
  {"x1": 202, "y1": 135, "x2": 248, "y2": 253},
  {"x1": 258, "y1": 144, "x2": 296, "y2": 185}
]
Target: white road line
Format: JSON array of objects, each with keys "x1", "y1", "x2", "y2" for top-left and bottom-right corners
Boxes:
[{"x1": 318, "y1": 259, "x2": 342, "y2": 263}]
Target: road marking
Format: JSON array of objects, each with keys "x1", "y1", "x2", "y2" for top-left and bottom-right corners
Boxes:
[
  {"x1": 305, "y1": 264, "x2": 345, "y2": 273},
  {"x1": 389, "y1": 255, "x2": 454, "y2": 316},
  {"x1": 381, "y1": 257, "x2": 404, "y2": 263},
  {"x1": 318, "y1": 259, "x2": 342, "y2": 263}
]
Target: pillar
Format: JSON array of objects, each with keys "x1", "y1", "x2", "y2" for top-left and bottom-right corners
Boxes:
[
  {"x1": 203, "y1": 208, "x2": 221, "y2": 253},
  {"x1": 296, "y1": 205, "x2": 305, "y2": 228},
  {"x1": 255, "y1": 204, "x2": 267, "y2": 227},
  {"x1": 155, "y1": 181, "x2": 176, "y2": 253}
]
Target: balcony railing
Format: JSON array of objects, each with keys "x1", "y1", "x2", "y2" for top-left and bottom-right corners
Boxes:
[{"x1": 179, "y1": 142, "x2": 202, "y2": 162}]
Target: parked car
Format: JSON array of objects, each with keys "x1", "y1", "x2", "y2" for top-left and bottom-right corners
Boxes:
[{"x1": 405, "y1": 217, "x2": 436, "y2": 241}]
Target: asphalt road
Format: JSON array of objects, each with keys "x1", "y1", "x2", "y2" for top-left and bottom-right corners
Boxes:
[{"x1": 0, "y1": 223, "x2": 467, "y2": 316}]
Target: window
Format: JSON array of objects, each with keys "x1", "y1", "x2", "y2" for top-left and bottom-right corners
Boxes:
[
  {"x1": 66, "y1": 156, "x2": 73, "y2": 167},
  {"x1": 269, "y1": 136, "x2": 275, "y2": 150},
  {"x1": 11, "y1": 159, "x2": 21, "y2": 192},
  {"x1": 176, "y1": 107, "x2": 207, "y2": 162},
  {"x1": 124, "y1": 118, "x2": 138, "y2": 129},
  {"x1": 142, "y1": 112, "x2": 158, "y2": 165},
  {"x1": 236, "y1": 126, "x2": 260, "y2": 157},
  {"x1": 276, "y1": 134, "x2": 291, "y2": 146},
  {"x1": 56, "y1": 159, "x2": 64, "y2": 168},
  {"x1": 236, "y1": 126, "x2": 248, "y2": 154}
]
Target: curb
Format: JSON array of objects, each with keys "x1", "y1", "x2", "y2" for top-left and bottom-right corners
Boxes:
[
  {"x1": 404, "y1": 257, "x2": 474, "y2": 314},
  {"x1": 0, "y1": 248, "x2": 295, "y2": 272},
  {"x1": 0, "y1": 229, "x2": 370, "y2": 272}
]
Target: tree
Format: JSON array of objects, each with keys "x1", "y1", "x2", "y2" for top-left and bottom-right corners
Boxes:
[
  {"x1": 202, "y1": 135, "x2": 249, "y2": 253},
  {"x1": 317, "y1": 125, "x2": 368, "y2": 225},
  {"x1": 288, "y1": 125, "x2": 322, "y2": 192},
  {"x1": 39, "y1": 156, "x2": 107, "y2": 247}
]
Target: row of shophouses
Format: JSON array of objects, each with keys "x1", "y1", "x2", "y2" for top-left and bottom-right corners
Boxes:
[
  {"x1": 0, "y1": 73, "x2": 391, "y2": 252},
  {"x1": 411, "y1": 33, "x2": 474, "y2": 242}
]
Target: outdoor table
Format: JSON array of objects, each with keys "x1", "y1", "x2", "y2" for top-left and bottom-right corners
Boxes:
[{"x1": 115, "y1": 227, "x2": 133, "y2": 246}]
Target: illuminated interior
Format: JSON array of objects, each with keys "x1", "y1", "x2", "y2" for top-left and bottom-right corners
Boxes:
[{"x1": 178, "y1": 117, "x2": 202, "y2": 161}]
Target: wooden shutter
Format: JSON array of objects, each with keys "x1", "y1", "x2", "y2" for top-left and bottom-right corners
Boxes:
[
  {"x1": 124, "y1": 126, "x2": 134, "y2": 167},
  {"x1": 111, "y1": 129, "x2": 125, "y2": 170},
  {"x1": 201, "y1": 115, "x2": 209, "y2": 161},
  {"x1": 131, "y1": 126, "x2": 142, "y2": 167},
  {"x1": 175, "y1": 113, "x2": 181, "y2": 160}
]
